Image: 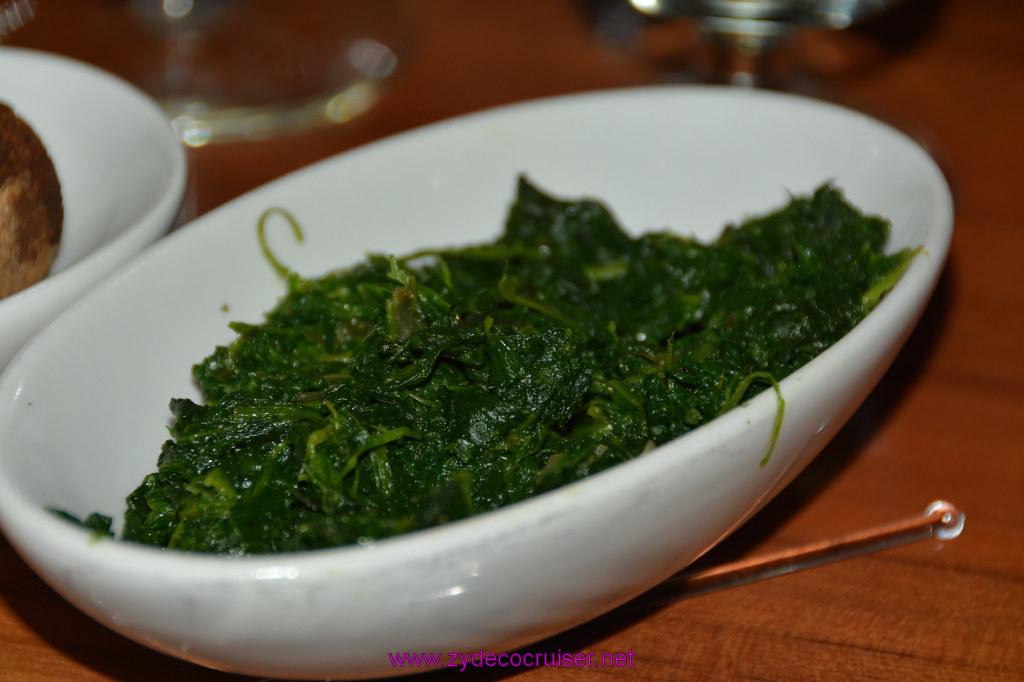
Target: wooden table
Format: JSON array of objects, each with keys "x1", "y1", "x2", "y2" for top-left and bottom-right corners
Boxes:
[{"x1": 3, "y1": 0, "x2": 1022, "y2": 679}]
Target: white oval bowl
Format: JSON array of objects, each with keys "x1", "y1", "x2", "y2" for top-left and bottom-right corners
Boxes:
[
  {"x1": 0, "y1": 86, "x2": 951, "y2": 679},
  {"x1": 0, "y1": 46, "x2": 186, "y2": 368}
]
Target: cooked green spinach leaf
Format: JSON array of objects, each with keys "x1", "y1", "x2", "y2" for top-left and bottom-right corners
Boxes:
[{"x1": 118, "y1": 178, "x2": 915, "y2": 554}]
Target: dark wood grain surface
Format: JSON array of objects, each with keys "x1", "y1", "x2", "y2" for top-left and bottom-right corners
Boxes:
[{"x1": 2, "y1": 0, "x2": 1022, "y2": 679}]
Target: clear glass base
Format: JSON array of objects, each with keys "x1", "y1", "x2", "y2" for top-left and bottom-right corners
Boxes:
[{"x1": 8, "y1": 0, "x2": 412, "y2": 146}]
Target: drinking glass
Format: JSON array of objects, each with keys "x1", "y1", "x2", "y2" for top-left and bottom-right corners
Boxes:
[
  {"x1": 7, "y1": 0, "x2": 413, "y2": 146},
  {"x1": 619, "y1": 0, "x2": 904, "y2": 87}
]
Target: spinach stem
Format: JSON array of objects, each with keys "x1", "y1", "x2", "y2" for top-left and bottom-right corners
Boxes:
[{"x1": 257, "y1": 207, "x2": 304, "y2": 279}]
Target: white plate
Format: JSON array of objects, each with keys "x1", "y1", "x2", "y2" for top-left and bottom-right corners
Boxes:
[
  {"x1": 0, "y1": 86, "x2": 952, "y2": 679},
  {"x1": 0, "y1": 46, "x2": 186, "y2": 368}
]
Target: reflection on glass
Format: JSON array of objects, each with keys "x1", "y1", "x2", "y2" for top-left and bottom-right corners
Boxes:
[
  {"x1": 627, "y1": 0, "x2": 902, "y2": 86},
  {"x1": 630, "y1": 0, "x2": 898, "y2": 31},
  {"x1": 126, "y1": 0, "x2": 410, "y2": 146},
  {"x1": 5, "y1": 0, "x2": 412, "y2": 146},
  {"x1": 0, "y1": 0, "x2": 36, "y2": 40},
  {"x1": 132, "y1": 1, "x2": 409, "y2": 145}
]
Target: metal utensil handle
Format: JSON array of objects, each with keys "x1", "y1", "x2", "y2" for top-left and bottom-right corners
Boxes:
[{"x1": 667, "y1": 500, "x2": 965, "y2": 598}]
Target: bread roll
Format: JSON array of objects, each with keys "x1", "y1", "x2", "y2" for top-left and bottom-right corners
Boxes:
[{"x1": 0, "y1": 102, "x2": 63, "y2": 299}]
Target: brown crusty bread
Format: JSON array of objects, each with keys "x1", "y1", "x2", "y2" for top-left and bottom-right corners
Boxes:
[{"x1": 0, "y1": 102, "x2": 63, "y2": 299}]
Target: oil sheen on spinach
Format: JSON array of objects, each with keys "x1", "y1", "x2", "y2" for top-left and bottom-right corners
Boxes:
[{"x1": 119, "y1": 179, "x2": 915, "y2": 554}]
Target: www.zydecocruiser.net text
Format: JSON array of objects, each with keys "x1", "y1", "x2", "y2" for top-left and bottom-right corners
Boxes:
[{"x1": 389, "y1": 649, "x2": 638, "y2": 672}]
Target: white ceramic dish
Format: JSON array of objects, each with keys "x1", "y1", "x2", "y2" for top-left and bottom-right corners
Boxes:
[
  {"x1": 0, "y1": 86, "x2": 951, "y2": 679},
  {"x1": 0, "y1": 46, "x2": 186, "y2": 368}
]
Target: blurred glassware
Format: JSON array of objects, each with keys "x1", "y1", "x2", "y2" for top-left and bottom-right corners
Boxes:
[
  {"x1": 589, "y1": 0, "x2": 908, "y2": 88},
  {"x1": 632, "y1": 0, "x2": 903, "y2": 86},
  {"x1": 6, "y1": 0, "x2": 413, "y2": 146},
  {"x1": 0, "y1": 0, "x2": 37, "y2": 41},
  {"x1": 631, "y1": 0, "x2": 898, "y2": 33}
]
